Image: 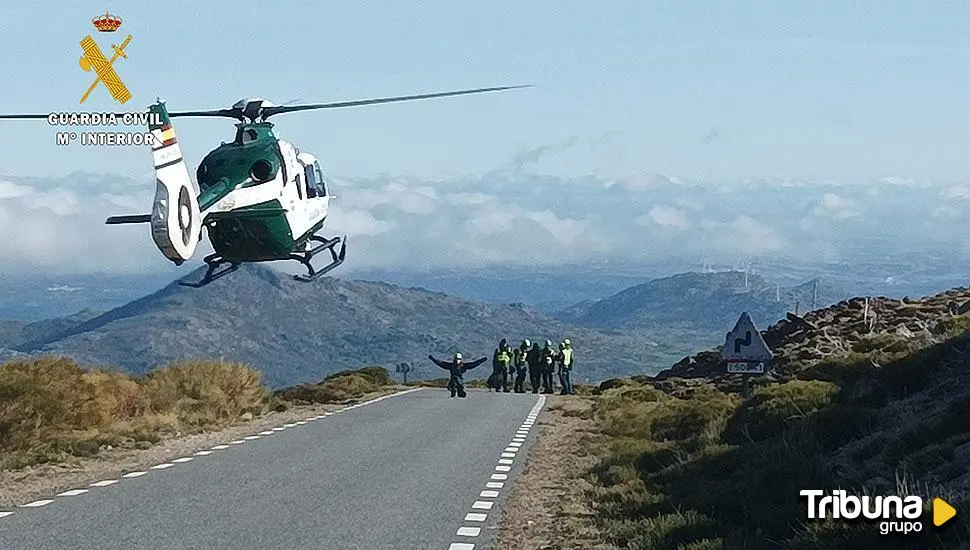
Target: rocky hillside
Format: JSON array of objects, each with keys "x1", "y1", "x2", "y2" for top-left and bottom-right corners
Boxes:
[
  {"x1": 559, "y1": 270, "x2": 846, "y2": 332},
  {"x1": 587, "y1": 287, "x2": 970, "y2": 548},
  {"x1": 655, "y1": 287, "x2": 970, "y2": 384},
  {"x1": 9, "y1": 265, "x2": 685, "y2": 387}
]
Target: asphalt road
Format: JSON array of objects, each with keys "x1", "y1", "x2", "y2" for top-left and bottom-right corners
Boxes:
[{"x1": 0, "y1": 388, "x2": 545, "y2": 550}]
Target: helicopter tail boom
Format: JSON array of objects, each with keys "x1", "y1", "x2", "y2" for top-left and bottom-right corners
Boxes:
[{"x1": 148, "y1": 100, "x2": 201, "y2": 265}]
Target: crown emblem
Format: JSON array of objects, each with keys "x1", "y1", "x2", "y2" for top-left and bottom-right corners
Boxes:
[{"x1": 92, "y1": 11, "x2": 122, "y2": 32}]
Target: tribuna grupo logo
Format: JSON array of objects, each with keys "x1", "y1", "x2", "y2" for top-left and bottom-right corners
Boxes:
[{"x1": 801, "y1": 489, "x2": 933, "y2": 535}]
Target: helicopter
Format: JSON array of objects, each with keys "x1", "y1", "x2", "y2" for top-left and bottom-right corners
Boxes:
[{"x1": 0, "y1": 85, "x2": 529, "y2": 287}]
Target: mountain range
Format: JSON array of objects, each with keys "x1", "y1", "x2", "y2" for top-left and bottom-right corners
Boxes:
[
  {"x1": 557, "y1": 271, "x2": 846, "y2": 332},
  {"x1": 0, "y1": 267, "x2": 852, "y2": 387},
  {"x1": 1, "y1": 265, "x2": 693, "y2": 387}
]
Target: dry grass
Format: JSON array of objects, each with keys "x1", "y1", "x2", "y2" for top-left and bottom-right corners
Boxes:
[{"x1": 0, "y1": 356, "x2": 394, "y2": 471}]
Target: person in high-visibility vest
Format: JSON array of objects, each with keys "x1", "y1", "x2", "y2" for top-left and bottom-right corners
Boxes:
[
  {"x1": 491, "y1": 339, "x2": 513, "y2": 392},
  {"x1": 558, "y1": 339, "x2": 574, "y2": 395}
]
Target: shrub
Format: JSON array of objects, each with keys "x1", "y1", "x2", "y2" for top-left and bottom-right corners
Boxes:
[
  {"x1": 724, "y1": 380, "x2": 839, "y2": 443},
  {"x1": 143, "y1": 360, "x2": 266, "y2": 427}
]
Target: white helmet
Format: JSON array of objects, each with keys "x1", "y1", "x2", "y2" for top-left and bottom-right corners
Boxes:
[{"x1": 454, "y1": 352, "x2": 463, "y2": 360}]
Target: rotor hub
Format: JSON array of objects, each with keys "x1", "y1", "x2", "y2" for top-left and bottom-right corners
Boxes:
[{"x1": 231, "y1": 98, "x2": 278, "y2": 122}]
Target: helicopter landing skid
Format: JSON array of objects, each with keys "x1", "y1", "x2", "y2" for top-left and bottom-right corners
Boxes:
[
  {"x1": 178, "y1": 253, "x2": 242, "y2": 288},
  {"x1": 292, "y1": 234, "x2": 347, "y2": 282}
]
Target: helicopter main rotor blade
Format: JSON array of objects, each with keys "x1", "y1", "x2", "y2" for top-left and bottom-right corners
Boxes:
[
  {"x1": 166, "y1": 109, "x2": 240, "y2": 119},
  {"x1": 0, "y1": 85, "x2": 531, "y2": 121},
  {"x1": 261, "y1": 85, "x2": 532, "y2": 118},
  {"x1": 0, "y1": 113, "x2": 53, "y2": 119}
]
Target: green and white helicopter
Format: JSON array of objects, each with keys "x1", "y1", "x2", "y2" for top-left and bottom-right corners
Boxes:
[{"x1": 0, "y1": 85, "x2": 528, "y2": 287}]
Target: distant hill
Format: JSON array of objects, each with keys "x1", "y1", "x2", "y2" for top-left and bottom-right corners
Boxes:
[
  {"x1": 558, "y1": 271, "x2": 847, "y2": 333},
  {"x1": 9, "y1": 265, "x2": 688, "y2": 387},
  {"x1": 0, "y1": 309, "x2": 101, "y2": 349}
]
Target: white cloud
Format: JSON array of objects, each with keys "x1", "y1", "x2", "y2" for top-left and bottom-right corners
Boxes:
[
  {"x1": 638, "y1": 205, "x2": 691, "y2": 229},
  {"x1": 940, "y1": 186, "x2": 970, "y2": 200},
  {"x1": 0, "y1": 166, "x2": 964, "y2": 275},
  {"x1": 813, "y1": 192, "x2": 858, "y2": 219},
  {"x1": 329, "y1": 209, "x2": 397, "y2": 236},
  {"x1": 0, "y1": 180, "x2": 34, "y2": 199},
  {"x1": 710, "y1": 216, "x2": 785, "y2": 255}
]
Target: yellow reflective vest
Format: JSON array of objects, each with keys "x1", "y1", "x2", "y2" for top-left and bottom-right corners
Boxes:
[{"x1": 561, "y1": 348, "x2": 573, "y2": 368}]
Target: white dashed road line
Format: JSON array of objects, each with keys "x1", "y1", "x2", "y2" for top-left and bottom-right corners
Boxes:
[
  {"x1": 90, "y1": 480, "x2": 118, "y2": 487},
  {"x1": 0, "y1": 388, "x2": 424, "y2": 522},
  {"x1": 446, "y1": 394, "x2": 546, "y2": 549},
  {"x1": 21, "y1": 500, "x2": 53, "y2": 508}
]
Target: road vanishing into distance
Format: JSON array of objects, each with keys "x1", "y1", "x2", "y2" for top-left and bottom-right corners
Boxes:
[{"x1": 0, "y1": 388, "x2": 545, "y2": 550}]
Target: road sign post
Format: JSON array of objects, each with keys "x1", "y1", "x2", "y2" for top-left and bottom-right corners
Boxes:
[
  {"x1": 721, "y1": 312, "x2": 773, "y2": 398},
  {"x1": 395, "y1": 362, "x2": 412, "y2": 384}
]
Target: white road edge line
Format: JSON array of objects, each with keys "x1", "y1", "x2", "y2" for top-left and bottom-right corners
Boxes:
[
  {"x1": 21, "y1": 499, "x2": 53, "y2": 507},
  {"x1": 150, "y1": 463, "x2": 174, "y2": 470},
  {"x1": 448, "y1": 543, "x2": 476, "y2": 550},
  {"x1": 172, "y1": 457, "x2": 194, "y2": 463},
  {"x1": 211, "y1": 444, "x2": 230, "y2": 450},
  {"x1": 465, "y1": 512, "x2": 487, "y2": 521},
  {"x1": 480, "y1": 490, "x2": 500, "y2": 498},
  {"x1": 0, "y1": 511, "x2": 13, "y2": 518},
  {"x1": 195, "y1": 450, "x2": 213, "y2": 456},
  {"x1": 122, "y1": 471, "x2": 147, "y2": 478},
  {"x1": 56, "y1": 489, "x2": 88, "y2": 497},
  {"x1": 457, "y1": 526, "x2": 482, "y2": 536}
]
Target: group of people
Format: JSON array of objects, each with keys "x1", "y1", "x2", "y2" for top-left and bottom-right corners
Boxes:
[
  {"x1": 488, "y1": 338, "x2": 575, "y2": 395},
  {"x1": 427, "y1": 338, "x2": 575, "y2": 398}
]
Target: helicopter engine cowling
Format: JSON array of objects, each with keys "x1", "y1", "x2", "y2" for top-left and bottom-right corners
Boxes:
[{"x1": 148, "y1": 100, "x2": 201, "y2": 264}]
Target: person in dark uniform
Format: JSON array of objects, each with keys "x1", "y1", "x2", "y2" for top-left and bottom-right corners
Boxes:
[
  {"x1": 428, "y1": 352, "x2": 487, "y2": 398},
  {"x1": 526, "y1": 341, "x2": 543, "y2": 394},
  {"x1": 541, "y1": 340, "x2": 558, "y2": 394},
  {"x1": 513, "y1": 339, "x2": 530, "y2": 393}
]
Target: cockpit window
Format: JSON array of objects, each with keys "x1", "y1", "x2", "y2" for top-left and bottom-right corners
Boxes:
[
  {"x1": 239, "y1": 128, "x2": 259, "y2": 145},
  {"x1": 314, "y1": 163, "x2": 327, "y2": 196},
  {"x1": 305, "y1": 161, "x2": 327, "y2": 197}
]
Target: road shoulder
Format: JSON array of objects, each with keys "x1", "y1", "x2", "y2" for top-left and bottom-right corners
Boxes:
[{"x1": 493, "y1": 395, "x2": 616, "y2": 550}]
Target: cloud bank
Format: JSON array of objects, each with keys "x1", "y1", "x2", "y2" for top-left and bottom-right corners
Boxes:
[{"x1": 1, "y1": 139, "x2": 966, "y2": 275}]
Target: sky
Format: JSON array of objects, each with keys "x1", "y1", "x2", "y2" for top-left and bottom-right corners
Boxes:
[
  {"x1": 1, "y1": 1, "x2": 969, "y2": 182},
  {"x1": 2, "y1": 2, "x2": 970, "y2": 279}
]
